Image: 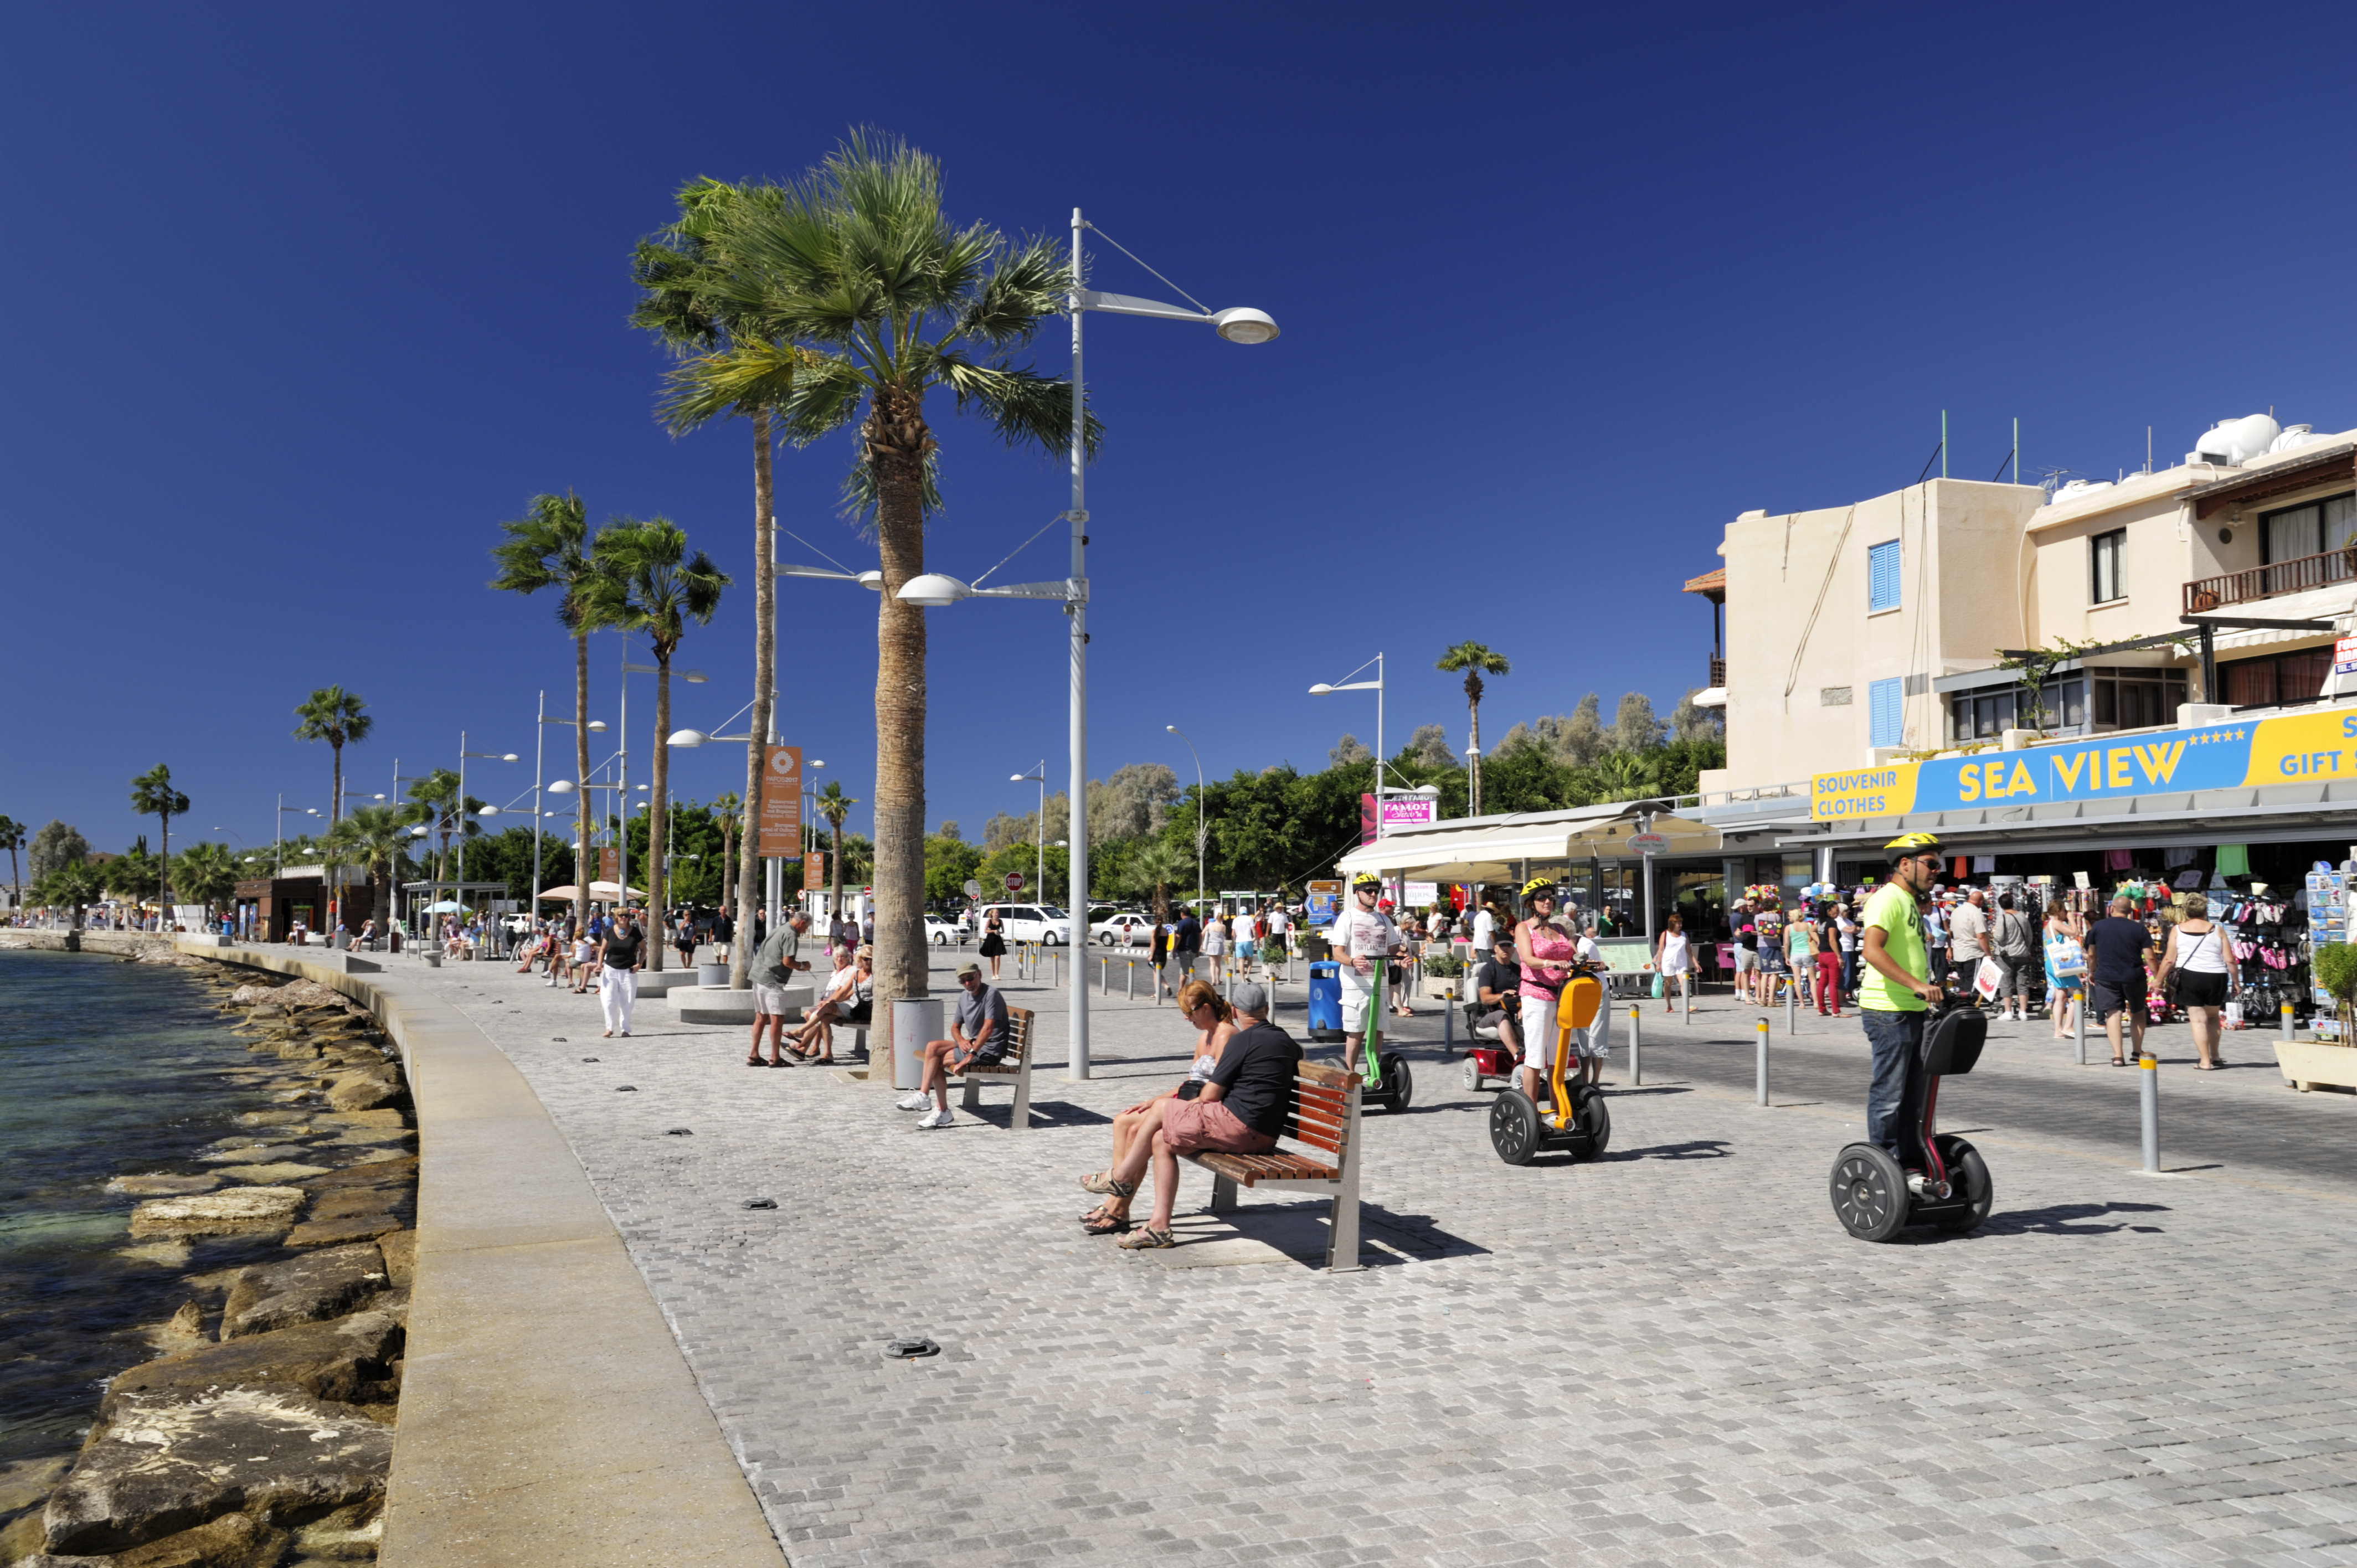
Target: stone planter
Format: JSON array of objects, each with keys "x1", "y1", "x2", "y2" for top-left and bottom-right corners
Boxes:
[
  {"x1": 698, "y1": 963, "x2": 728, "y2": 987},
  {"x1": 2276, "y1": 1039, "x2": 2357, "y2": 1092}
]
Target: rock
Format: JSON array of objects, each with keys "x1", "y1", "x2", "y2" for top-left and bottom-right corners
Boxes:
[
  {"x1": 107, "y1": 1175, "x2": 223, "y2": 1197},
  {"x1": 42, "y1": 1389, "x2": 388, "y2": 1556},
  {"x1": 117, "y1": 1241, "x2": 195, "y2": 1271},
  {"x1": 291, "y1": 1513, "x2": 380, "y2": 1560},
  {"x1": 220, "y1": 1244, "x2": 385, "y2": 1338},
  {"x1": 316, "y1": 1110, "x2": 404, "y2": 1131},
  {"x1": 271, "y1": 1043, "x2": 321, "y2": 1061},
  {"x1": 300, "y1": 1158, "x2": 415, "y2": 1192},
  {"x1": 339, "y1": 1149, "x2": 410, "y2": 1168},
  {"x1": 62, "y1": 1509, "x2": 290, "y2": 1566},
  {"x1": 198, "y1": 1145, "x2": 310, "y2": 1166},
  {"x1": 308, "y1": 1189, "x2": 408, "y2": 1222},
  {"x1": 218, "y1": 1164, "x2": 331, "y2": 1185},
  {"x1": 377, "y1": 1230, "x2": 415, "y2": 1290},
  {"x1": 0, "y1": 1511, "x2": 44, "y2": 1565},
  {"x1": 105, "y1": 1312, "x2": 401, "y2": 1415},
  {"x1": 230, "y1": 1111, "x2": 309, "y2": 1128},
  {"x1": 284, "y1": 1216, "x2": 404, "y2": 1250},
  {"x1": 0, "y1": 1456, "x2": 73, "y2": 1518},
  {"x1": 322, "y1": 1077, "x2": 398, "y2": 1113},
  {"x1": 325, "y1": 1128, "x2": 410, "y2": 1148},
  {"x1": 228, "y1": 988, "x2": 284, "y2": 1006},
  {"x1": 128, "y1": 1190, "x2": 304, "y2": 1240}
]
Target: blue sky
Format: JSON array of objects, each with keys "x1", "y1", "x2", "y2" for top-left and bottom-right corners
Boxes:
[{"x1": 6, "y1": 2, "x2": 2356, "y2": 863}]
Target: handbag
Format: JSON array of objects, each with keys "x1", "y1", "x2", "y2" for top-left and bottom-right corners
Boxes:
[{"x1": 1650, "y1": 972, "x2": 1665, "y2": 998}]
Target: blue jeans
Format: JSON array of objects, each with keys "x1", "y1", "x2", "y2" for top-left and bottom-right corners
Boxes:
[{"x1": 1861, "y1": 1008, "x2": 1924, "y2": 1153}]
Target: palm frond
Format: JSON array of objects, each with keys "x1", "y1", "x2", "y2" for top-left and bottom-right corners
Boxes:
[
  {"x1": 838, "y1": 447, "x2": 942, "y2": 530},
  {"x1": 956, "y1": 234, "x2": 1073, "y2": 348},
  {"x1": 775, "y1": 353, "x2": 870, "y2": 446},
  {"x1": 934, "y1": 358, "x2": 1100, "y2": 460},
  {"x1": 655, "y1": 339, "x2": 822, "y2": 435}
]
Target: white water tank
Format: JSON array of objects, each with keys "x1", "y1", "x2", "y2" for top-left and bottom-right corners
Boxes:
[
  {"x1": 2269, "y1": 423, "x2": 2324, "y2": 455},
  {"x1": 2194, "y1": 414, "x2": 2281, "y2": 466}
]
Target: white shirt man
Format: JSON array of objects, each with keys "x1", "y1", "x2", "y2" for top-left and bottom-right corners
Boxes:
[
  {"x1": 1471, "y1": 904, "x2": 1496, "y2": 957},
  {"x1": 1327, "y1": 880, "x2": 1404, "y2": 1072}
]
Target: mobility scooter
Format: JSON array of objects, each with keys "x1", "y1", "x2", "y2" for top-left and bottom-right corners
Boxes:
[{"x1": 1829, "y1": 1000, "x2": 1994, "y2": 1241}]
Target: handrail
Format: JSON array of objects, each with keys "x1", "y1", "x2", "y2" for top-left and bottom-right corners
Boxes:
[{"x1": 2183, "y1": 543, "x2": 2357, "y2": 613}]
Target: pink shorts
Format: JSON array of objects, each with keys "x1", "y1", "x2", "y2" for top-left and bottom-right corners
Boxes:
[{"x1": 1160, "y1": 1096, "x2": 1278, "y2": 1155}]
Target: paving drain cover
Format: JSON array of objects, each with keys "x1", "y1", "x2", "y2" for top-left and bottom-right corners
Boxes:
[
  {"x1": 886, "y1": 1337, "x2": 940, "y2": 1360},
  {"x1": 581, "y1": 1056, "x2": 598, "y2": 1062},
  {"x1": 743, "y1": 1198, "x2": 778, "y2": 1210},
  {"x1": 666, "y1": 1128, "x2": 693, "y2": 1136},
  {"x1": 552, "y1": 1036, "x2": 567, "y2": 1042},
  {"x1": 615, "y1": 1085, "x2": 637, "y2": 1092}
]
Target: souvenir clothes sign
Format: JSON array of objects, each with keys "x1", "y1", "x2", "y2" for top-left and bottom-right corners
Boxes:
[{"x1": 1811, "y1": 705, "x2": 2357, "y2": 823}]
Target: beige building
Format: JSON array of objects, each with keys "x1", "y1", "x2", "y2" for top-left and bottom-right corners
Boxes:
[{"x1": 1694, "y1": 416, "x2": 2357, "y2": 794}]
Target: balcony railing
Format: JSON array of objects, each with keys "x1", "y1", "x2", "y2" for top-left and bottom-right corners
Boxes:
[
  {"x1": 1708, "y1": 656, "x2": 1726, "y2": 688},
  {"x1": 2183, "y1": 544, "x2": 2357, "y2": 613}
]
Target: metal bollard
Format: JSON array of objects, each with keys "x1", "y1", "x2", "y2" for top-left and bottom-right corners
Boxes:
[
  {"x1": 1629, "y1": 1004, "x2": 1643, "y2": 1086},
  {"x1": 1100, "y1": 955, "x2": 1108, "y2": 996},
  {"x1": 1682, "y1": 976, "x2": 1692, "y2": 1026},
  {"x1": 2139, "y1": 1053, "x2": 2160, "y2": 1173},
  {"x1": 2282, "y1": 1002, "x2": 2295, "y2": 1041},
  {"x1": 2073, "y1": 992, "x2": 2087, "y2": 1065},
  {"x1": 1126, "y1": 960, "x2": 1135, "y2": 1001},
  {"x1": 1051, "y1": 948, "x2": 1059, "y2": 988},
  {"x1": 1442, "y1": 991, "x2": 1454, "y2": 1054},
  {"x1": 1785, "y1": 987, "x2": 1798, "y2": 1035},
  {"x1": 1756, "y1": 1018, "x2": 1771, "y2": 1106}
]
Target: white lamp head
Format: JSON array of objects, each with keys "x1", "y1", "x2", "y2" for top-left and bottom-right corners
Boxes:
[
  {"x1": 410, "y1": 826, "x2": 430, "y2": 838},
  {"x1": 858, "y1": 571, "x2": 884, "y2": 591},
  {"x1": 1211, "y1": 307, "x2": 1279, "y2": 345},
  {"x1": 1308, "y1": 683, "x2": 1334, "y2": 695},
  {"x1": 586, "y1": 720, "x2": 608, "y2": 732},
  {"x1": 502, "y1": 753, "x2": 519, "y2": 762},
  {"x1": 547, "y1": 780, "x2": 575, "y2": 794},
  {"x1": 896, "y1": 572, "x2": 969, "y2": 607},
  {"x1": 477, "y1": 806, "x2": 500, "y2": 817},
  {"x1": 669, "y1": 730, "x2": 708, "y2": 747},
  {"x1": 683, "y1": 670, "x2": 708, "y2": 684}
]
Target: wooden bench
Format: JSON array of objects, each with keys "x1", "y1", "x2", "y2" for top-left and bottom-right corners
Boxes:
[
  {"x1": 1181, "y1": 1059, "x2": 1365, "y2": 1272},
  {"x1": 953, "y1": 1005, "x2": 1035, "y2": 1130}
]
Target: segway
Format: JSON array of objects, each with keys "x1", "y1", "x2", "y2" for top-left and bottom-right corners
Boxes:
[
  {"x1": 1829, "y1": 1000, "x2": 1994, "y2": 1241},
  {"x1": 1354, "y1": 958, "x2": 1413, "y2": 1113},
  {"x1": 1489, "y1": 968, "x2": 1610, "y2": 1164}
]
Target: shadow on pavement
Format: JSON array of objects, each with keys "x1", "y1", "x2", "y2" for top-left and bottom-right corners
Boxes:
[
  {"x1": 1152, "y1": 1200, "x2": 1490, "y2": 1270},
  {"x1": 1975, "y1": 1199, "x2": 2174, "y2": 1237}
]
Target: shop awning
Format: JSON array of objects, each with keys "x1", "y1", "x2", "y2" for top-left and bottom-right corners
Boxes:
[
  {"x1": 1334, "y1": 801, "x2": 1724, "y2": 880},
  {"x1": 1791, "y1": 776, "x2": 2357, "y2": 856},
  {"x1": 2191, "y1": 581, "x2": 2355, "y2": 653}
]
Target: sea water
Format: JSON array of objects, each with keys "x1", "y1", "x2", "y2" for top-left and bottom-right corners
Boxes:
[{"x1": 0, "y1": 951, "x2": 295, "y2": 1467}]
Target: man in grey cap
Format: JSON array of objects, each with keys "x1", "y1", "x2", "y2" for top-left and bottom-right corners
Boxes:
[{"x1": 1082, "y1": 981, "x2": 1303, "y2": 1251}]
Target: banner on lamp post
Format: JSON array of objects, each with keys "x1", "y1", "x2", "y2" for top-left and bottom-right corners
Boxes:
[
  {"x1": 803, "y1": 853, "x2": 825, "y2": 892},
  {"x1": 599, "y1": 846, "x2": 618, "y2": 884},
  {"x1": 758, "y1": 746, "x2": 803, "y2": 857}
]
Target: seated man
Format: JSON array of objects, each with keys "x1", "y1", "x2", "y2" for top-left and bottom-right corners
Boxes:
[
  {"x1": 1081, "y1": 982, "x2": 1302, "y2": 1252},
  {"x1": 783, "y1": 947, "x2": 860, "y2": 1062},
  {"x1": 902, "y1": 960, "x2": 1007, "y2": 1127},
  {"x1": 1473, "y1": 935, "x2": 1522, "y2": 1056}
]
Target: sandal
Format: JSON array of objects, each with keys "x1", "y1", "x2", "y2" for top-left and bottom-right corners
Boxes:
[
  {"x1": 1079, "y1": 1172, "x2": 1136, "y2": 1197},
  {"x1": 1116, "y1": 1226, "x2": 1176, "y2": 1250},
  {"x1": 745, "y1": 1057, "x2": 765, "y2": 1067},
  {"x1": 1081, "y1": 1213, "x2": 1133, "y2": 1236},
  {"x1": 2111, "y1": 1056, "x2": 2128, "y2": 1066}
]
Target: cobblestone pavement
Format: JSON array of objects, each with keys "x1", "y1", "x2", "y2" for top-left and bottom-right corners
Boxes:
[{"x1": 378, "y1": 948, "x2": 2357, "y2": 1568}]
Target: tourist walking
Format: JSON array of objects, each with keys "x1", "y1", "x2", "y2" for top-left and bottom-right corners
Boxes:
[
  {"x1": 1990, "y1": 891, "x2": 2036, "y2": 1022},
  {"x1": 1202, "y1": 910, "x2": 1228, "y2": 986},
  {"x1": 597, "y1": 910, "x2": 646, "y2": 1038},
  {"x1": 2043, "y1": 897, "x2": 2085, "y2": 1040},
  {"x1": 2083, "y1": 895, "x2": 2152, "y2": 1066},
  {"x1": 1949, "y1": 887, "x2": 1991, "y2": 1001},
  {"x1": 1731, "y1": 903, "x2": 1759, "y2": 1004},
  {"x1": 1653, "y1": 910, "x2": 1691, "y2": 1013},
  {"x1": 1813, "y1": 904, "x2": 1844, "y2": 1017},
  {"x1": 979, "y1": 906, "x2": 1007, "y2": 980},
  {"x1": 2153, "y1": 895, "x2": 2238, "y2": 1069},
  {"x1": 1835, "y1": 902, "x2": 1860, "y2": 998},
  {"x1": 1784, "y1": 909, "x2": 1816, "y2": 1009}
]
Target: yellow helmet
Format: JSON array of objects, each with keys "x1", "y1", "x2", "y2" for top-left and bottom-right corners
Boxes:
[
  {"x1": 1885, "y1": 831, "x2": 1942, "y2": 864},
  {"x1": 1350, "y1": 871, "x2": 1382, "y2": 891},
  {"x1": 1521, "y1": 876, "x2": 1557, "y2": 899}
]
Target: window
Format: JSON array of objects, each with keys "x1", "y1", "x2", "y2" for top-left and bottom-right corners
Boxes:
[
  {"x1": 1867, "y1": 540, "x2": 1901, "y2": 612},
  {"x1": 2261, "y1": 492, "x2": 2355, "y2": 564},
  {"x1": 1869, "y1": 677, "x2": 1903, "y2": 746},
  {"x1": 2090, "y1": 528, "x2": 2125, "y2": 603},
  {"x1": 2222, "y1": 649, "x2": 2331, "y2": 709}
]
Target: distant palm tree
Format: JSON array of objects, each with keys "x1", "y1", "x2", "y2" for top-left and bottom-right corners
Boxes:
[
  {"x1": 1124, "y1": 839, "x2": 1191, "y2": 929},
  {"x1": 34, "y1": 860, "x2": 106, "y2": 950},
  {"x1": 490, "y1": 492, "x2": 601, "y2": 938},
  {"x1": 579, "y1": 517, "x2": 729, "y2": 968},
  {"x1": 1593, "y1": 750, "x2": 1661, "y2": 803},
  {"x1": 106, "y1": 837, "x2": 161, "y2": 909},
  {"x1": 696, "y1": 131, "x2": 1094, "y2": 1033},
  {"x1": 1436, "y1": 642, "x2": 1511, "y2": 815},
  {"x1": 633, "y1": 177, "x2": 805, "y2": 991},
  {"x1": 325, "y1": 804, "x2": 411, "y2": 937},
  {"x1": 0, "y1": 815, "x2": 24, "y2": 919},
  {"x1": 128, "y1": 765, "x2": 189, "y2": 917},
  {"x1": 171, "y1": 842, "x2": 239, "y2": 924},
  {"x1": 711, "y1": 791, "x2": 741, "y2": 917},
  {"x1": 402, "y1": 768, "x2": 478, "y2": 885},
  {"x1": 292, "y1": 687, "x2": 371, "y2": 824},
  {"x1": 815, "y1": 780, "x2": 858, "y2": 919}
]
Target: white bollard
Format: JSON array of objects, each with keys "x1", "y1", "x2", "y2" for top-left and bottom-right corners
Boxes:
[
  {"x1": 1628, "y1": 1004, "x2": 1643, "y2": 1085},
  {"x1": 2139, "y1": 1053, "x2": 2160, "y2": 1173},
  {"x1": 1756, "y1": 1018, "x2": 1771, "y2": 1106}
]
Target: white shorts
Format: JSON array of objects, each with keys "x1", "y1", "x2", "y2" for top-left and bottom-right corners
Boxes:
[
  {"x1": 1520, "y1": 990, "x2": 1558, "y2": 1077},
  {"x1": 1733, "y1": 949, "x2": 1758, "y2": 972},
  {"x1": 754, "y1": 984, "x2": 792, "y2": 1015},
  {"x1": 1571, "y1": 998, "x2": 1610, "y2": 1060},
  {"x1": 1338, "y1": 968, "x2": 1384, "y2": 1035}
]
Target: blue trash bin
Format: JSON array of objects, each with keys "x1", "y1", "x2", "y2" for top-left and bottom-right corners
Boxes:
[{"x1": 1308, "y1": 960, "x2": 1345, "y2": 1041}]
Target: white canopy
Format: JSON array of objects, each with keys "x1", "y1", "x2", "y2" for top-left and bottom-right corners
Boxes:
[
  {"x1": 2201, "y1": 582, "x2": 2357, "y2": 653},
  {"x1": 537, "y1": 881, "x2": 647, "y2": 902},
  {"x1": 1333, "y1": 801, "x2": 1722, "y2": 882}
]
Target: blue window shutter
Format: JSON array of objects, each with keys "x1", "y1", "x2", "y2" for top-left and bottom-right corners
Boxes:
[
  {"x1": 1869, "y1": 678, "x2": 1903, "y2": 747},
  {"x1": 1868, "y1": 540, "x2": 1902, "y2": 611}
]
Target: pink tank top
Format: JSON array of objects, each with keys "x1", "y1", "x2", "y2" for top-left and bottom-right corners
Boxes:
[{"x1": 1520, "y1": 922, "x2": 1575, "y2": 1000}]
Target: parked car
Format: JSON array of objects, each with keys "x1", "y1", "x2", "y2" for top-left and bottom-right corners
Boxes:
[
  {"x1": 973, "y1": 902, "x2": 1075, "y2": 945},
  {"x1": 1092, "y1": 912, "x2": 1154, "y2": 947},
  {"x1": 923, "y1": 915, "x2": 965, "y2": 946}
]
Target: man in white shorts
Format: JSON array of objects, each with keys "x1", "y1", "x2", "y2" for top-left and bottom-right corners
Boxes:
[
  {"x1": 1327, "y1": 873, "x2": 1404, "y2": 1075},
  {"x1": 748, "y1": 911, "x2": 811, "y2": 1066},
  {"x1": 1569, "y1": 916, "x2": 1612, "y2": 1085}
]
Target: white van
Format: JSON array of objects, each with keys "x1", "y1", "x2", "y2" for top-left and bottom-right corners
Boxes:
[{"x1": 975, "y1": 902, "x2": 1075, "y2": 945}]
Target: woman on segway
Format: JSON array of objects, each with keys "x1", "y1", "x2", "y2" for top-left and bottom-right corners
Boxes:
[{"x1": 1513, "y1": 878, "x2": 1577, "y2": 1104}]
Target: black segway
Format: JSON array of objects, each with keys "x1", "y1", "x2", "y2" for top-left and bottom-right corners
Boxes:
[
  {"x1": 1829, "y1": 1000, "x2": 1994, "y2": 1241},
  {"x1": 1353, "y1": 958, "x2": 1413, "y2": 1113},
  {"x1": 1489, "y1": 969, "x2": 1611, "y2": 1164}
]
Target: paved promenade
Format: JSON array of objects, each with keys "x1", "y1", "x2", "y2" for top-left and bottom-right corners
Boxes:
[{"x1": 374, "y1": 948, "x2": 2357, "y2": 1567}]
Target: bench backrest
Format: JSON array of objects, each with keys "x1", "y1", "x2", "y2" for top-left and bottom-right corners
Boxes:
[
  {"x1": 1003, "y1": 1006, "x2": 1032, "y2": 1065},
  {"x1": 1281, "y1": 1060, "x2": 1357, "y2": 1168}
]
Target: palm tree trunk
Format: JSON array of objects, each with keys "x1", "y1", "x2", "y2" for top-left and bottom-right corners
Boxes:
[
  {"x1": 1468, "y1": 696, "x2": 1482, "y2": 816},
  {"x1": 830, "y1": 818, "x2": 843, "y2": 918},
  {"x1": 649, "y1": 657, "x2": 671, "y2": 971},
  {"x1": 574, "y1": 630, "x2": 591, "y2": 938},
  {"x1": 331, "y1": 741, "x2": 343, "y2": 826},
  {"x1": 158, "y1": 812, "x2": 171, "y2": 922},
  {"x1": 869, "y1": 389, "x2": 933, "y2": 1061},
  {"x1": 733, "y1": 410, "x2": 776, "y2": 990}
]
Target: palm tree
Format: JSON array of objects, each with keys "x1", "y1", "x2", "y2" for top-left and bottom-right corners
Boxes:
[
  {"x1": 1593, "y1": 750, "x2": 1662, "y2": 803},
  {"x1": 292, "y1": 687, "x2": 371, "y2": 823},
  {"x1": 579, "y1": 517, "x2": 728, "y2": 968},
  {"x1": 128, "y1": 765, "x2": 189, "y2": 917},
  {"x1": 106, "y1": 837, "x2": 162, "y2": 911},
  {"x1": 711, "y1": 791, "x2": 740, "y2": 917},
  {"x1": 34, "y1": 860, "x2": 107, "y2": 951},
  {"x1": 1123, "y1": 839, "x2": 1192, "y2": 930},
  {"x1": 697, "y1": 131, "x2": 1096, "y2": 1033},
  {"x1": 402, "y1": 768, "x2": 479, "y2": 885},
  {"x1": 491, "y1": 493, "x2": 603, "y2": 938},
  {"x1": 1436, "y1": 642, "x2": 1511, "y2": 816},
  {"x1": 171, "y1": 842, "x2": 239, "y2": 925},
  {"x1": 815, "y1": 780, "x2": 857, "y2": 920},
  {"x1": 0, "y1": 815, "x2": 24, "y2": 919},
  {"x1": 632, "y1": 177, "x2": 805, "y2": 991},
  {"x1": 325, "y1": 804, "x2": 412, "y2": 937}
]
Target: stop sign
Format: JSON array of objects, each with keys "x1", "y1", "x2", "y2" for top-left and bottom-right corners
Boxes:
[{"x1": 1003, "y1": 871, "x2": 1024, "y2": 892}]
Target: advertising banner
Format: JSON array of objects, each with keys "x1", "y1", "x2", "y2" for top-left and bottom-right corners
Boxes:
[
  {"x1": 1810, "y1": 706, "x2": 2357, "y2": 823},
  {"x1": 1359, "y1": 793, "x2": 1438, "y2": 843},
  {"x1": 803, "y1": 852, "x2": 825, "y2": 891},
  {"x1": 758, "y1": 745, "x2": 803, "y2": 857},
  {"x1": 599, "y1": 845, "x2": 618, "y2": 883},
  {"x1": 1403, "y1": 880, "x2": 1438, "y2": 906},
  {"x1": 1306, "y1": 880, "x2": 1342, "y2": 925}
]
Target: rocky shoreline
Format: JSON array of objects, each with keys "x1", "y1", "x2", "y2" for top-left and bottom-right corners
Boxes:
[{"x1": 0, "y1": 956, "x2": 417, "y2": 1568}]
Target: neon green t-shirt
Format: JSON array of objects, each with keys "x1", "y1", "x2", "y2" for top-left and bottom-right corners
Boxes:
[{"x1": 1859, "y1": 881, "x2": 1928, "y2": 1013}]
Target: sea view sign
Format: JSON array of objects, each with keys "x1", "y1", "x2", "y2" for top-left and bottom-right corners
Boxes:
[{"x1": 758, "y1": 745, "x2": 802, "y2": 857}]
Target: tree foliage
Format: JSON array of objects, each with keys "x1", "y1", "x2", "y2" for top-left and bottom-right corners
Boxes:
[{"x1": 29, "y1": 820, "x2": 89, "y2": 878}]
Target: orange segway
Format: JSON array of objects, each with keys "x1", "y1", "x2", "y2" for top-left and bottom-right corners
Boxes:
[{"x1": 1488, "y1": 966, "x2": 1611, "y2": 1164}]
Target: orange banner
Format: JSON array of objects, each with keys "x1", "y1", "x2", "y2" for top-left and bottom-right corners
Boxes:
[
  {"x1": 599, "y1": 845, "x2": 618, "y2": 884},
  {"x1": 803, "y1": 852, "x2": 825, "y2": 891},
  {"x1": 758, "y1": 745, "x2": 803, "y2": 857}
]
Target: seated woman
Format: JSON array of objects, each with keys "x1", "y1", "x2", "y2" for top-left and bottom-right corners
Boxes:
[
  {"x1": 780, "y1": 948, "x2": 863, "y2": 1063},
  {"x1": 1078, "y1": 979, "x2": 1238, "y2": 1236}
]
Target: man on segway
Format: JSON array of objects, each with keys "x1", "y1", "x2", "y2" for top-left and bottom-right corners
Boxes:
[
  {"x1": 1329, "y1": 871, "x2": 1406, "y2": 1077},
  {"x1": 1859, "y1": 832, "x2": 1944, "y2": 1151}
]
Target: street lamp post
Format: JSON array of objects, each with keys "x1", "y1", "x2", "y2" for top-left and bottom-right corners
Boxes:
[
  {"x1": 275, "y1": 797, "x2": 322, "y2": 876},
  {"x1": 668, "y1": 700, "x2": 799, "y2": 933},
  {"x1": 457, "y1": 733, "x2": 518, "y2": 886},
  {"x1": 1011, "y1": 762, "x2": 1047, "y2": 904},
  {"x1": 1310, "y1": 652, "x2": 1386, "y2": 833},
  {"x1": 1164, "y1": 726, "x2": 1207, "y2": 923}
]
